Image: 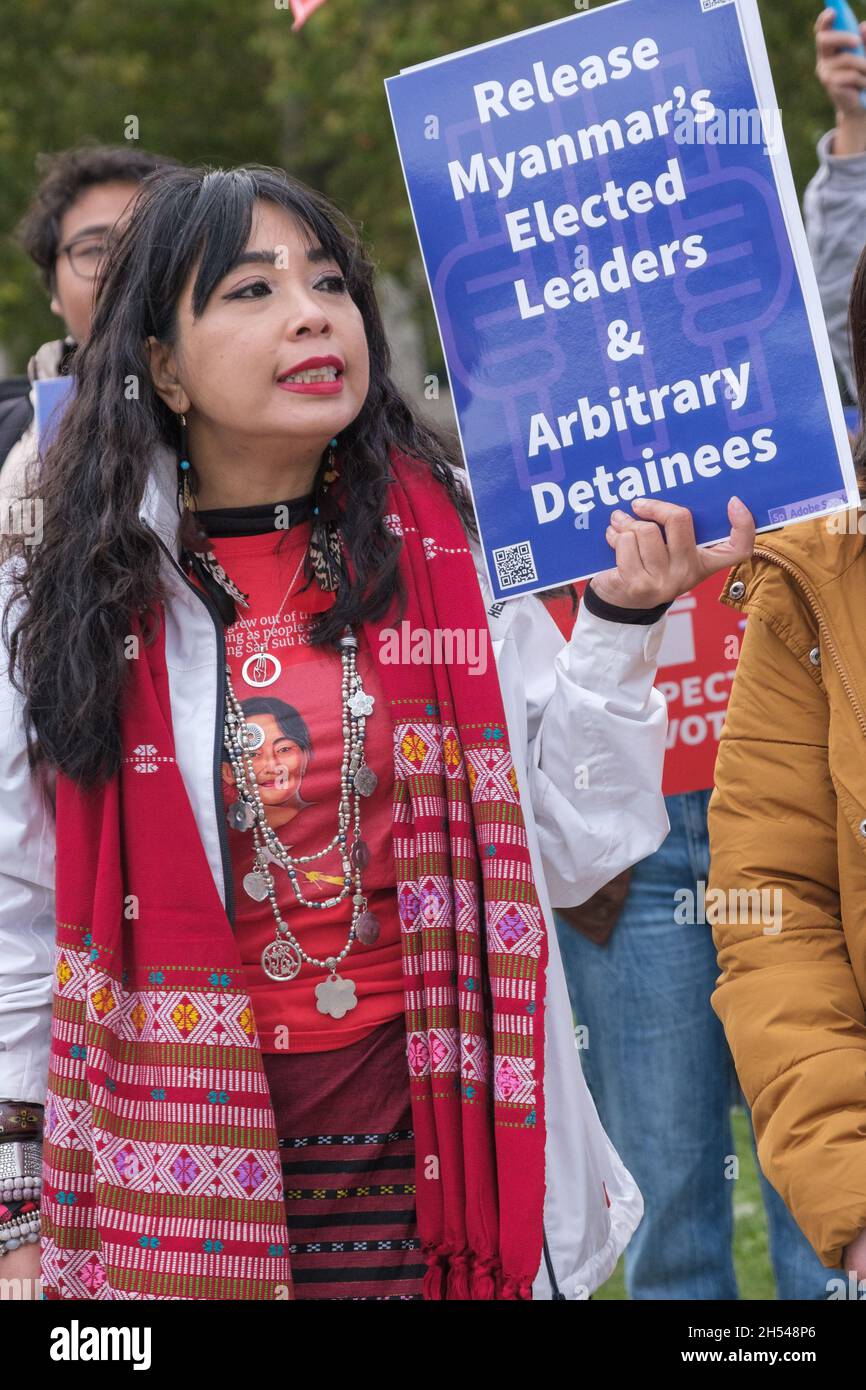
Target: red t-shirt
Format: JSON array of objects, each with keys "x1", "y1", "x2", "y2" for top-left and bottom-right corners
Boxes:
[{"x1": 190, "y1": 524, "x2": 404, "y2": 1053}]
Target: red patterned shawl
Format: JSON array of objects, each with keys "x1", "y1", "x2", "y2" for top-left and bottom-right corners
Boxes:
[{"x1": 41, "y1": 450, "x2": 548, "y2": 1299}]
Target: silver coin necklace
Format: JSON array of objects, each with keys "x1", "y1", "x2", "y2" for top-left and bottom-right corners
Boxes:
[{"x1": 218, "y1": 549, "x2": 379, "y2": 1019}]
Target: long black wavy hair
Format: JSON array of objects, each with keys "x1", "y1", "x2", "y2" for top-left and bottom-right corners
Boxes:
[
  {"x1": 850, "y1": 243, "x2": 866, "y2": 493},
  {"x1": 2, "y1": 164, "x2": 474, "y2": 790}
]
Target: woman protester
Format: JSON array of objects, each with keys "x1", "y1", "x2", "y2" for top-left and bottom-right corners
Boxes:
[
  {"x1": 0, "y1": 163, "x2": 754, "y2": 1300},
  {"x1": 709, "y1": 239, "x2": 866, "y2": 1285}
]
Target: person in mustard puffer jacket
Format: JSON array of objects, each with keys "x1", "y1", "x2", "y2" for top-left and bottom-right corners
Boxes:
[{"x1": 708, "y1": 230, "x2": 866, "y2": 1275}]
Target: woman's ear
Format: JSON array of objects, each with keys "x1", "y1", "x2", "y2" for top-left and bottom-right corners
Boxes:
[{"x1": 146, "y1": 335, "x2": 189, "y2": 413}]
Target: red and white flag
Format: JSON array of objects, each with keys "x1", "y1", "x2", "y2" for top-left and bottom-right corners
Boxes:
[{"x1": 290, "y1": 0, "x2": 329, "y2": 29}]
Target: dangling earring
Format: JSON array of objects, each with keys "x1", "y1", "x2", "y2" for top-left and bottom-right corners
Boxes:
[
  {"x1": 322, "y1": 436, "x2": 339, "y2": 488},
  {"x1": 177, "y1": 411, "x2": 210, "y2": 555},
  {"x1": 175, "y1": 409, "x2": 250, "y2": 613},
  {"x1": 308, "y1": 435, "x2": 343, "y2": 593}
]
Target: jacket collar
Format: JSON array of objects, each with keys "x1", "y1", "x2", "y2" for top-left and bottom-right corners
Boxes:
[
  {"x1": 138, "y1": 441, "x2": 184, "y2": 562},
  {"x1": 726, "y1": 508, "x2": 866, "y2": 596},
  {"x1": 26, "y1": 335, "x2": 76, "y2": 384}
]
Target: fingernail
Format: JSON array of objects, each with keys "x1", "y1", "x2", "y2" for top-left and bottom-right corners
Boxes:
[
  {"x1": 632, "y1": 497, "x2": 649, "y2": 508},
  {"x1": 611, "y1": 509, "x2": 627, "y2": 522}
]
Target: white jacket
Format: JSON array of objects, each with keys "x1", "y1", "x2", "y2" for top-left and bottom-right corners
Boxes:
[{"x1": 0, "y1": 441, "x2": 670, "y2": 1298}]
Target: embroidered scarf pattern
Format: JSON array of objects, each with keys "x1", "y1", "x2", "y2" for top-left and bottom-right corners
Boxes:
[{"x1": 40, "y1": 450, "x2": 548, "y2": 1299}]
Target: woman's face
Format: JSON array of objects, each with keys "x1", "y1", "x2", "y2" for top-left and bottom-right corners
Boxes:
[
  {"x1": 151, "y1": 198, "x2": 370, "y2": 454},
  {"x1": 222, "y1": 713, "x2": 309, "y2": 809}
]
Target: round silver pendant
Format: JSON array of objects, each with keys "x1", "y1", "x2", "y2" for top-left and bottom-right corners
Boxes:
[
  {"x1": 240, "y1": 720, "x2": 265, "y2": 752},
  {"x1": 261, "y1": 940, "x2": 302, "y2": 982},
  {"x1": 354, "y1": 764, "x2": 378, "y2": 797},
  {"x1": 243, "y1": 870, "x2": 270, "y2": 902},
  {"x1": 241, "y1": 652, "x2": 281, "y2": 688}
]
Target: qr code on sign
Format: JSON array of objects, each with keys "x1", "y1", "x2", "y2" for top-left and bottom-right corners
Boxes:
[{"x1": 493, "y1": 540, "x2": 538, "y2": 589}]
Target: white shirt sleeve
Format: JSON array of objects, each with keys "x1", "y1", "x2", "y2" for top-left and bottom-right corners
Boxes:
[
  {"x1": 0, "y1": 570, "x2": 55, "y2": 1106},
  {"x1": 505, "y1": 593, "x2": 670, "y2": 908}
]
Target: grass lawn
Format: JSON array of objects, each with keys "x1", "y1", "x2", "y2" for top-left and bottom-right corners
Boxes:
[{"x1": 594, "y1": 1106, "x2": 777, "y2": 1300}]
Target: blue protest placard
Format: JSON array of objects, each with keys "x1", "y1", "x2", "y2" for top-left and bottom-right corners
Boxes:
[{"x1": 385, "y1": 0, "x2": 859, "y2": 600}]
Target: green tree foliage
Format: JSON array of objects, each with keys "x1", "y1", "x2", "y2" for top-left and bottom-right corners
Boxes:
[{"x1": 0, "y1": 0, "x2": 847, "y2": 370}]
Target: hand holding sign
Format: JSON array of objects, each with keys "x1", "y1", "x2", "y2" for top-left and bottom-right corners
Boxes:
[{"x1": 590, "y1": 496, "x2": 755, "y2": 609}]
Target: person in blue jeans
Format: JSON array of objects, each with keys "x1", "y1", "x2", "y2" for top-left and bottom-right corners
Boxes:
[{"x1": 555, "y1": 790, "x2": 843, "y2": 1300}]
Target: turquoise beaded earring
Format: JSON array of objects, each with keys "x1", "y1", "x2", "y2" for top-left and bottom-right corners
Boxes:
[{"x1": 177, "y1": 411, "x2": 210, "y2": 554}]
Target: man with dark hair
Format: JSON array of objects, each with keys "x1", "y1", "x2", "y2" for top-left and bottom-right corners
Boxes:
[{"x1": 0, "y1": 144, "x2": 178, "y2": 484}]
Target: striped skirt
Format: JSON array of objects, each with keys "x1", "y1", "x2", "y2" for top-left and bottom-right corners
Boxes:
[{"x1": 261, "y1": 1015, "x2": 426, "y2": 1300}]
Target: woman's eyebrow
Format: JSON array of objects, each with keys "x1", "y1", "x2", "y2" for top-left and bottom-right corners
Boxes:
[{"x1": 226, "y1": 245, "x2": 333, "y2": 272}]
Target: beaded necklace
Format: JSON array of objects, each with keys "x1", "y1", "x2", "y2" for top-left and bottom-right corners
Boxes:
[
  {"x1": 180, "y1": 442, "x2": 375, "y2": 1018},
  {"x1": 221, "y1": 623, "x2": 379, "y2": 1019}
]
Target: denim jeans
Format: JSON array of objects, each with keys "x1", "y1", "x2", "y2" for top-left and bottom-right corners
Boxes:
[{"x1": 554, "y1": 790, "x2": 842, "y2": 1300}]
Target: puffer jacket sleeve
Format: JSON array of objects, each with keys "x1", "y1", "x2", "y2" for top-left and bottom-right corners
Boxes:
[{"x1": 708, "y1": 562, "x2": 866, "y2": 1270}]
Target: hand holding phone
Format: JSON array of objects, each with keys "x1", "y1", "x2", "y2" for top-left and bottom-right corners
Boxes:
[{"x1": 820, "y1": 2, "x2": 866, "y2": 111}]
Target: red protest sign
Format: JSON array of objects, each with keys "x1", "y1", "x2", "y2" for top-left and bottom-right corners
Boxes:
[
  {"x1": 540, "y1": 571, "x2": 743, "y2": 796},
  {"x1": 652, "y1": 572, "x2": 743, "y2": 795}
]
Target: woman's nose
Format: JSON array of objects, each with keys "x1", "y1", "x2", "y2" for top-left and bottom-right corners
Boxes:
[{"x1": 285, "y1": 297, "x2": 332, "y2": 340}]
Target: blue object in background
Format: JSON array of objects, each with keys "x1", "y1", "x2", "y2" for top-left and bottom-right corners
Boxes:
[
  {"x1": 828, "y1": 0, "x2": 866, "y2": 109},
  {"x1": 386, "y1": 0, "x2": 858, "y2": 599},
  {"x1": 33, "y1": 377, "x2": 75, "y2": 453}
]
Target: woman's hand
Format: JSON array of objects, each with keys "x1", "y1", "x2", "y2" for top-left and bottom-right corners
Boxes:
[
  {"x1": 589, "y1": 496, "x2": 756, "y2": 609},
  {"x1": 0, "y1": 1240, "x2": 42, "y2": 1296}
]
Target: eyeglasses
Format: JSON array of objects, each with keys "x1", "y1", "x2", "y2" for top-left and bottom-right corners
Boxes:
[{"x1": 57, "y1": 232, "x2": 116, "y2": 281}]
